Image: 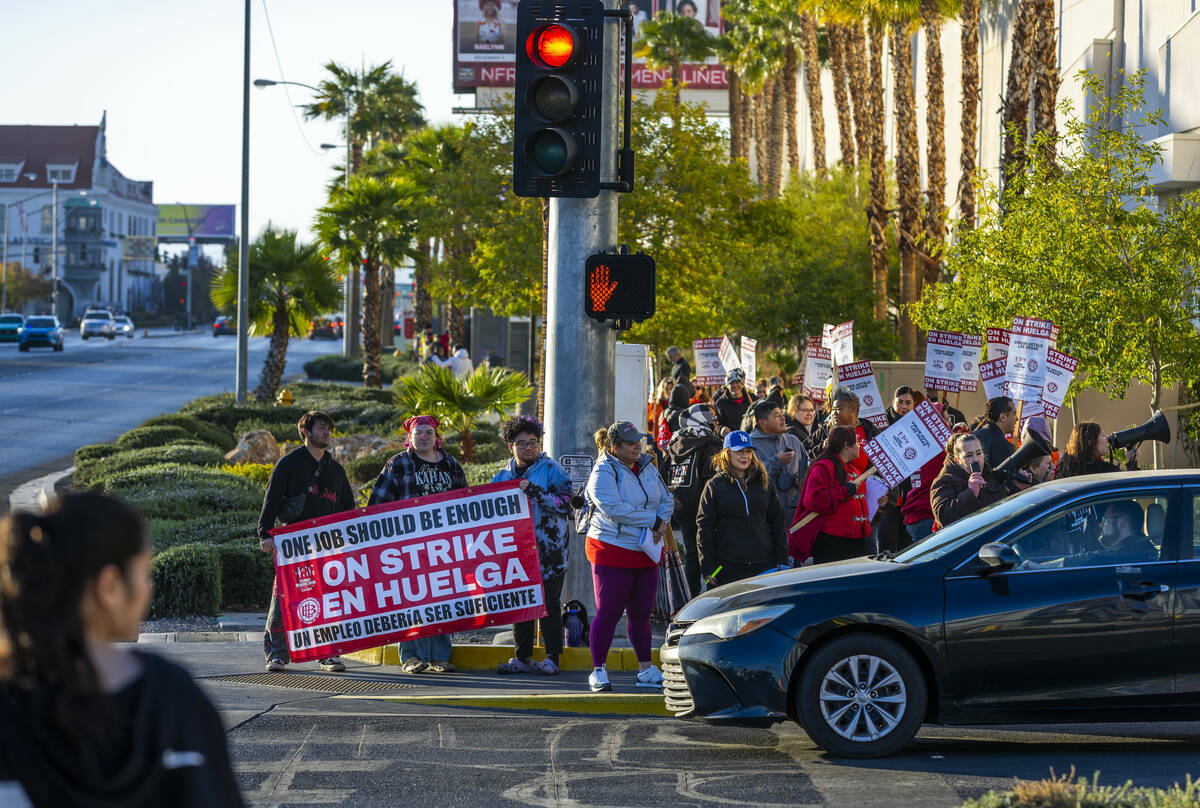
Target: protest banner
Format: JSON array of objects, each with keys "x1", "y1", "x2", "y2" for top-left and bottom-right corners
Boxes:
[
  {"x1": 269, "y1": 481, "x2": 544, "y2": 663},
  {"x1": 1041, "y1": 349, "x2": 1078, "y2": 418},
  {"x1": 829, "y1": 321, "x2": 854, "y2": 366},
  {"x1": 979, "y1": 357, "x2": 1008, "y2": 401},
  {"x1": 861, "y1": 400, "x2": 954, "y2": 489},
  {"x1": 693, "y1": 337, "x2": 727, "y2": 385},
  {"x1": 1005, "y1": 316, "x2": 1054, "y2": 403},
  {"x1": 717, "y1": 335, "x2": 742, "y2": 377},
  {"x1": 959, "y1": 334, "x2": 983, "y2": 393},
  {"x1": 821, "y1": 323, "x2": 835, "y2": 347},
  {"x1": 924, "y1": 330, "x2": 963, "y2": 392},
  {"x1": 1049, "y1": 324, "x2": 1060, "y2": 349},
  {"x1": 803, "y1": 345, "x2": 833, "y2": 402},
  {"x1": 986, "y1": 327, "x2": 1010, "y2": 360},
  {"x1": 836, "y1": 360, "x2": 887, "y2": 429},
  {"x1": 740, "y1": 337, "x2": 758, "y2": 383},
  {"x1": 807, "y1": 335, "x2": 824, "y2": 348}
]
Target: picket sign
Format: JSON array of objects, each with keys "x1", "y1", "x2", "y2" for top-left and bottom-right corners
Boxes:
[
  {"x1": 924, "y1": 330, "x2": 963, "y2": 392},
  {"x1": 828, "y1": 321, "x2": 854, "y2": 366},
  {"x1": 986, "y1": 327, "x2": 1010, "y2": 360},
  {"x1": 693, "y1": 338, "x2": 727, "y2": 386},
  {"x1": 717, "y1": 335, "x2": 742, "y2": 376},
  {"x1": 1041, "y1": 349, "x2": 1078, "y2": 418},
  {"x1": 1005, "y1": 316, "x2": 1054, "y2": 403},
  {"x1": 959, "y1": 334, "x2": 983, "y2": 393},
  {"x1": 979, "y1": 357, "x2": 1008, "y2": 401},
  {"x1": 803, "y1": 345, "x2": 833, "y2": 402},
  {"x1": 740, "y1": 337, "x2": 758, "y2": 383},
  {"x1": 836, "y1": 360, "x2": 888, "y2": 429}
]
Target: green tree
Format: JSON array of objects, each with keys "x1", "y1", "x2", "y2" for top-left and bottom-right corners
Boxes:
[
  {"x1": 394, "y1": 364, "x2": 532, "y2": 463},
  {"x1": 314, "y1": 175, "x2": 419, "y2": 388},
  {"x1": 910, "y1": 72, "x2": 1200, "y2": 414},
  {"x1": 210, "y1": 225, "x2": 341, "y2": 402},
  {"x1": 634, "y1": 11, "x2": 715, "y2": 105},
  {"x1": 1, "y1": 262, "x2": 52, "y2": 312}
]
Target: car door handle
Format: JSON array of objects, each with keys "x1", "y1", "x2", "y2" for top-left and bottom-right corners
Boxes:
[{"x1": 1122, "y1": 582, "x2": 1168, "y2": 601}]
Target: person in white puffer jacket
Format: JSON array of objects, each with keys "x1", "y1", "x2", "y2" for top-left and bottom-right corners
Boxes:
[{"x1": 448, "y1": 345, "x2": 474, "y2": 377}]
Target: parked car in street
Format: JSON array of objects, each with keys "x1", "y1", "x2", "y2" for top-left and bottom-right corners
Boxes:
[
  {"x1": 663, "y1": 470, "x2": 1200, "y2": 757},
  {"x1": 0, "y1": 313, "x2": 23, "y2": 342},
  {"x1": 212, "y1": 315, "x2": 235, "y2": 337},
  {"x1": 309, "y1": 313, "x2": 343, "y2": 340},
  {"x1": 80, "y1": 309, "x2": 115, "y2": 340},
  {"x1": 18, "y1": 316, "x2": 64, "y2": 352},
  {"x1": 111, "y1": 315, "x2": 135, "y2": 338}
]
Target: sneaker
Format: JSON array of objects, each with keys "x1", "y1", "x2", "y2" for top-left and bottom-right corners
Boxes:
[
  {"x1": 588, "y1": 666, "x2": 612, "y2": 692},
  {"x1": 318, "y1": 657, "x2": 345, "y2": 672},
  {"x1": 636, "y1": 664, "x2": 664, "y2": 688},
  {"x1": 426, "y1": 659, "x2": 456, "y2": 673},
  {"x1": 497, "y1": 657, "x2": 536, "y2": 675},
  {"x1": 265, "y1": 658, "x2": 286, "y2": 673},
  {"x1": 401, "y1": 658, "x2": 428, "y2": 674}
]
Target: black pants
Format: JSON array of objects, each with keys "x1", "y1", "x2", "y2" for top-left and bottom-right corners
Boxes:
[
  {"x1": 873, "y1": 502, "x2": 906, "y2": 554},
  {"x1": 811, "y1": 533, "x2": 870, "y2": 565},
  {"x1": 675, "y1": 515, "x2": 702, "y2": 597},
  {"x1": 514, "y1": 571, "x2": 565, "y2": 659}
]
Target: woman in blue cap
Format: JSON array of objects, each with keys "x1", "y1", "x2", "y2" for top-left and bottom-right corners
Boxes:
[{"x1": 695, "y1": 430, "x2": 788, "y2": 588}]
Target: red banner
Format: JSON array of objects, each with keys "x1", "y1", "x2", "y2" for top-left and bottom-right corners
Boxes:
[{"x1": 268, "y1": 481, "x2": 545, "y2": 663}]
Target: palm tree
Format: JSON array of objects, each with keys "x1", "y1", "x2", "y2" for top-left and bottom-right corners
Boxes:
[
  {"x1": 921, "y1": 0, "x2": 955, "y2": 287},
  {"x1": 722, "y1": 2, "x2": 786, "y2": 194},
  {"x1": 634, "y1": 12, "x2": 715, "y2": 106},
  {"x1": 394, "y1": 364, "x2": 532, "y2": 463},
  {"x1": 314, "y1": 175, "x2": 418, "y2": 388},
  {"x1": 846, "y1": 23, "x2": 872, "y2": 169},
  {"x1": 211, "y1": 226, "x2": 341, "y2": 402},
  {"x1": 1031, "y1": 0, "x2": 1059, "y2": 153},
  {"x1": 886, "y1": 4, "x2": 923, "y2": 356},
  {"x1": 958, "y1": 0, "x2": 980, "y2": 227},
  {"x1": 827, "y1": 23, "x2": 857, "y2": 168},
  {"x1": 866, "y1": 19, "x2": 890, "y2": 323},
  {"x1": 1002, "y1": 0, "x2": 1038, "y2": 181},
  {"x1": 797, "y1": 11, "x2": 827, "y2": 178}
]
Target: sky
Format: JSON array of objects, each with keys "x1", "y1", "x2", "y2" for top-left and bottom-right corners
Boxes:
[{"x1": 1, "y1": 0, "x2": 468, "y2": 243}]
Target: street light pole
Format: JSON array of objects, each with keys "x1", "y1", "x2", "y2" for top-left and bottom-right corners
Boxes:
[
  {"x1": 236, "y1": 0, "x2": 251, "y2": 402},
  {"x1": 2, "y1": 203, "x2": 8, "y2": 311},
  {"x1": 50, "y1": 180, "x2": 58, "y2": 319}
]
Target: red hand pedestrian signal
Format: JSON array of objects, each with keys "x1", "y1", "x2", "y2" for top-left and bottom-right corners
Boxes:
[{"x1": 589, "y1": 264, "x2": 618, "y2": 312}]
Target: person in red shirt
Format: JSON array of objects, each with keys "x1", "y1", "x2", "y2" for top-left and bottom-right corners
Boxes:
[
  {"x1": 825, "y1": 387, "x2": 879, "y2": 485},
  {"x1": 790, "y1": 425, "x2": 872, "y2": 565}
]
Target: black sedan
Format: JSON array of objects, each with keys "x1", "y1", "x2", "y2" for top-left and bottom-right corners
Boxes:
[
  {"x1": 662, "y1": 470, "x2": 1200, "y2": 757},
  {"x1": 212, "y1": 316, "x2": 235, "y2": 337}
]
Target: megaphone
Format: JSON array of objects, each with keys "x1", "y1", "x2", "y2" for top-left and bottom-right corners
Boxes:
[
  {"x1": 1109, "y1": 411, "x2": 1171, "y2": 450},
  {"x1": 989, "y1": 429, "x2": 1056, "y2": 492}
]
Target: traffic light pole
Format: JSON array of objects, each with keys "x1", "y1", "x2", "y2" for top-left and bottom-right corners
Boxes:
[{"x1": 543, "y1": 0, "x2": 621, "y2": 614}]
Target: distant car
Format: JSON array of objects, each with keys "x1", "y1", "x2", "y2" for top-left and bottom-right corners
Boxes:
[
  {"x1": 18, "y1": 316, "x2": 64, "y2": 352},
  {"x1": 80, "y1": 309, "x2": 115, "y2": 340},
  {"x1": 0, "y1": 313, "x2": 23, "y2": 343},
  {"x1": 112, "y1": 315, "x2": 135, "y2": 339},
  {"x1": 212, "y1": 316, "x2": 236, "y2": 337},
  {"x1": 309, "y1": 313, "x2": 343, "y2": 340}
]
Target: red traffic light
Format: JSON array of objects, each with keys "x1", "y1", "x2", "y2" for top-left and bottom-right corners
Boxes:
[{"x1": 526, "y1": 23, "x2": 577, "y2": 69}]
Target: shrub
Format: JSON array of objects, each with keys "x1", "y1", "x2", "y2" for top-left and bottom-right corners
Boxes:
[
  {"x1": 344, "y1": 448, "x2": 397, "y2": 486},
  {"x1": 116, "y1": 467, "x2": 263, "y2": 521},
  {"x1": 303, "y1": 354, "x2": 416, "y2": 384},
  {"x1": 140, "y1": 414, "x2": 236, "y2": 451},
  {"x1": 182, "y1": 394, "x2": 304, "y2": 433},
  {"x1": 220, "y1": 463, "x2": 273, "y2": 486},
  {"x1": 464, "y1": 461, "x2": 507, "y2": 487},
  {"x1": 233, "y1": 418, "x2": 296, "y2": 443},
  {"x1": 117, "y1": 425, "x2": 195, "y2": 450},
  {"x1": 75, "y1": 443, "x2": 120, "y2": 465},
  {"x1": 149, "y1": 542, "x2": 221, "y2": 618},
  {"x1": 76, "y1": 443, "x2": 226, "y2": 491},
  {"x1": 216, "y1": 540, "x2": 275, "y2": 610},
  {"x1": 149, "y1": 509, "x2": 261, "y2": 551},
  {"x1": 962, "y1": 769, "x2": 1200, "y2": 807},
  {"x1": 288, "y1": 381, "x2": 394, "y2": 406}
]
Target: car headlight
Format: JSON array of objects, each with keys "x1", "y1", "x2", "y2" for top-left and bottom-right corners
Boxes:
[{"x1": 684, "y1": 604, "x2": 793, "y2": 640}]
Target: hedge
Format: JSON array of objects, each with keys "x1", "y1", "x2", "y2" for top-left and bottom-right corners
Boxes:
[
  {"x1": 116, "y1": 467, "x2": 263, "y2": 521},
  {"x1": 116, "y1": 425, "x2": 195, "y2": 450},
  {"x1": 220, "y1": 463, "x2": 273, "y2": 486},
  {"x1": 76, "y1": 443, "x2": 226, "y2": 491},
  {"x1": 216, "y1": 540, "x2": 275, "y2": 610},
  {"x1": 182, "y1": 394, "x2": 305, "y2": 433},
  {"x1": 139, "y1": 413, "x2": 236, "y2": 451},
  {"x1": 233, "y1": 418, "x2": 297, "y2": 444},
  {"x1": 74, "y1": 443, "x2": 121, "y2": 465},
  {"x1": 303, "y1": 354, "x2": 415, "y2": 384},
  {"x1": 149, "y1": 509, "x2": 261, "y2": 551},
  {"x1": 344, "y1": 448, "x2": 397, "y2": 486},
  {"x1": 465, "y1": 460, "x2": 507, "y2": 487},
  {"x1": 149, "y1": 542, "x2": 221, "y2": 618}
]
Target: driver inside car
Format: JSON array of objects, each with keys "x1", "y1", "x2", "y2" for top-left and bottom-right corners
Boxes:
[{"x1": 1064, "y1": 500, "x2": 1158, "y2": 567}]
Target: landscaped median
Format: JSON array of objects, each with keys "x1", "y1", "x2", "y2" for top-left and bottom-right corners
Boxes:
[{"x1": 960, "y1": 770, "x2": 1200, "y2": 807}]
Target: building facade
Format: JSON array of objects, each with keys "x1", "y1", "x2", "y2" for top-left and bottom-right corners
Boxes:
[{"x1": 0, "y1": 112, "x2": 159, "y2": 318}]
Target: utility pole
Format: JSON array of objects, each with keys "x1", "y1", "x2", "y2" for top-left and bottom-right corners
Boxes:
[
  {"x1": 236, "y1": 0, "x2": 251, "y2": 402},
  {"x1": 2, "y1": 204, "x2": 8, "y2": 311},
  {"x1": 50, "y1": 181, "x2": 58, "y2": 319},
  {"x1": 542, "y1": 0, "x2": 621, "y2": 611}
]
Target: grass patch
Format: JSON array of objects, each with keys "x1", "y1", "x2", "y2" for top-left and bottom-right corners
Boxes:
[{"x1": 963, "y1": 770, "x2": 1200, "y2": 808}]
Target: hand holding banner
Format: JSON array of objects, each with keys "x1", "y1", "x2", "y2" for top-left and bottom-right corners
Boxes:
[{"x1": 924, "y1": 330, "x2": 963, "y2": 392}]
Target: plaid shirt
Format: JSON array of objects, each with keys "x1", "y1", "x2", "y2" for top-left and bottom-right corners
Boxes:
[{"x1": 368, "y1": 448, "x2": 468, "y2": 505}]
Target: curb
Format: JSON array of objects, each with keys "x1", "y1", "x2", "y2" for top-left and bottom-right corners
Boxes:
[
  {"x1": 339, "y1": 692, "x2": 670, "y2": 717},
  {"x1": 140, "y1": 328, "x2": 205, "y2": 339},
  {"x1": 346, "y1": 644, "x2": 661, "y2": 672},
  {"x1": 8, "y1": 467, "x2": 74, "y2": 513},
  {"x1": 138, "y1": 632, "x2": 258, "y2": 643}
]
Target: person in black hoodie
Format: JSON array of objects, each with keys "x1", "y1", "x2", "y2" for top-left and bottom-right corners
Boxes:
[
  {"x1": 0, "y1": 494, "x2": 244, "y2": 808},
  {"x1": 785, "y1": 394, "x2": 826, "y2": 456},
  {"x1": 661, "y1": 404, "x2": 723, "y2": 595},
  {"x1": 258, "y1": 410, "x2": 356, "y2": 673},
  {"x1": 712, "y1": 367, "x2": 754, "y2": 434},
  {"x1": 657, "y1": 382, "x2": 694, "y2": 448},
  {"x1": 696, "y1": 430, "x2": 787, "y2": 587},
  {"x1": 972, "y1": 396, "x2": 1018, "y2": 469},
  {"x1": 931, "y1": 433, "x2": 1007, "y2": 527}
]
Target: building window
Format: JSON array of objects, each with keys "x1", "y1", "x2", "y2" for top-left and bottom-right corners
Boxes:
[
  {"x1": 0, "y1": 169, "x2": 15, "y2": 182},
  {"x1": 40, "y1": 207, "x2": 52, "y2": 233},
  {"x1": 46, "y1": 165, "x2": 76, "y2": 183}
]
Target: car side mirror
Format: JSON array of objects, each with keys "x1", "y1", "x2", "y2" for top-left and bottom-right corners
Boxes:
[{"x1": 977, "y1": 543, "x2": 1017, "y2": 573}]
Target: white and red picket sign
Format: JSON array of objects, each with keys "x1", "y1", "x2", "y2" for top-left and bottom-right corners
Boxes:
[
  {"x1": 862, "y1": 401, "x2": 954, "y2": 489},
  {"x1": 979, "y1": 357, "x2": 1008, "y2": 401},
  {"x1": 959, "y1": 334, "x2": 983, "y2": 393},
  {"x1": 1041, "y1": 349, "x2": 1078, "y2": 418},
  {"x1": 828, "y1": 321, "x2": 854, "y2": 366},
  {"x1": 693, "y1": 338, "x2": 727, "y2": 386},
  {"x1": 924, "y1": 330, "x2": 963, "y2": 393},
  {"x1": 740, "y1": 337, "x2": 758, "y2": 383},
  {"x1": 1005, "y1": 316, "x2": 1054, "y2": 403},
  {"x1": 986, "y1": 327, "x2": 1010, "y2": 360},
  {"x1": 269, "y1": 481, "x2": 544, "y2": 663},
  {"x1": 803, "y1": 345, "x2": 833, "y2": 402},
  {"x1": 836, "y1": 360, "x2": 887, "y2": 429},
  {"x1": 717, "y1": 335, "x2": 742, "y2": 377}
]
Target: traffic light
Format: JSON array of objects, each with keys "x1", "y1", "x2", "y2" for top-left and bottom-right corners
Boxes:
[
  {"x1": 584, "y1": 251, "x2": 655, "y2": 325},
  {"x1": 513, "y1": 0, "x2": 604, "y2": 198},
  {"x1": 32, "y1": 247, "x2": 40, "y2": 264}
]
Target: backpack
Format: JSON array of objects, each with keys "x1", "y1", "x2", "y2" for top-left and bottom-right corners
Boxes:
[{"x1": 665, "y1": 443, "x2": 714, "y2": 516}]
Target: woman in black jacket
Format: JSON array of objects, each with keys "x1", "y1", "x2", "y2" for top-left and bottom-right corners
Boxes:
[
  {"x1": 1057, "y1": 421, "x2": 1139, "y2": 478},
  {"x1": 696, "y1": 430, "x2": 787, "y2": 587},
  {"x1": 931, "y1": 433, "x2": 1007, "y2": 527}
]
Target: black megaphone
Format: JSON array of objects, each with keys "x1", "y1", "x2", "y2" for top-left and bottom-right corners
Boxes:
[
  {"x1": 1108, "y1": 411, "x2": 1171, "y2": 450},
  {"x1": 990, "y1": 429, "x2": 1056, "y2": 490}
]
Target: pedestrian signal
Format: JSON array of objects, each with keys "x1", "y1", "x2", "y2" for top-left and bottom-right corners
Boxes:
[{"x1": 584, "y1": 251, "x2": 655, "y2": 324}]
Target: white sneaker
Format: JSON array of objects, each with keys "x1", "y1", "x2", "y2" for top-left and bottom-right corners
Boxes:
[
  {"x1": 588, "y1": 666, "x2": 612, "y2": 692},
  {"x1": 636, "y1": 664, "x2": 664, "y2": 688}
]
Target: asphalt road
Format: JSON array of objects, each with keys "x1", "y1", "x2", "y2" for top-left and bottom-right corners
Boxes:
[{"x1": 0, "y1": 329, "x2": 337, "y2": 499}]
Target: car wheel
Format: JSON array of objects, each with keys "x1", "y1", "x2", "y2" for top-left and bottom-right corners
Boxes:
[
  {"x1": 19, "y1": 344, "x2": 28, "y2": 352},
  {"x1": 795, "y1": 634, "x2": 926, "y2": 758},
  {"x1": 81, "y1": 334, "x2": 88, "y2": 340},
  {"x1": 107, "y1": 333, "x2": 115, "y2": 340},
  {"x1": 54, "y1": 343, "x2": 63, "y2": 352}
]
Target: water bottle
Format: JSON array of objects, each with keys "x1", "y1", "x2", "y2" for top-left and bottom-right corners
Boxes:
[{"x1": 564, "y1": 607, "x2": 584, "y2": 647}]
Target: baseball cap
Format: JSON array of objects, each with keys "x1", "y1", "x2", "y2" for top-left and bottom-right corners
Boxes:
[
  {"x1": 681, "y1": 404, "x2": 714, "y2": 430},
  {"x1": 725, "y1": 368, "x2": 746, "y2": 384},
  {"x1": 607, "y1": 421, "x2": 646, "y2": 445},
  {"x1": 723, "y1": 430, "x2": 754, "y2": 451}
]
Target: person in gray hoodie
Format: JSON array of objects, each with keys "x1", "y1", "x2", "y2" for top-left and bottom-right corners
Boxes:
[{"x1": 748, "y1": 399, "x2": 808, "y2": 514}]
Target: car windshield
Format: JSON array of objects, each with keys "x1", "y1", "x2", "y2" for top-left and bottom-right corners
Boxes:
[
  {"x1": 0, "y1": 315, "x2": 21, "y2": 324},
  {"x1": 891, "y1": 485, "x2": 1064, "y2": 565},
  {"x1": 115, "y1": 317, "x2": 130, "y2": 324},
  {"x1": 83, "y1": 312, "x2": 109, "y2": 320},
  {"x1": 26, "y1": 318, "x2": 55, "y2": 328}
]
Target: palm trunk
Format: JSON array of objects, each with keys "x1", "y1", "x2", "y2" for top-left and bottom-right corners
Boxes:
[
  {"x1": 351, "y1": 139, "x2": 365, "y2": 174},
  {"x1": 754, "y1": 86, "x2": 771, "y2": 189},
  {"x1": 827, "y1": 25, "x2": 856, "y2": 168},
  {"x1": 799, "y1": 12, "x2": 826, "y2": 178},
  {"x1": 921, "y1": 0, "x2": 946, "y2": 287},
  {"x1": 867, "y1": 21, "x2": 889, "y2": 324},
  {"x1": 784, "y1": 44, "x2": 801, "y2": 180},
  {"x1": 380, "y1": 263, "x2": 395, "y2": 353},
  {"x1": 1002, "y1": 0, "x2": 1038, "y2": 183},
  {"x1": 769, "y1": 72, "x2": 787, "y2": 196},
  {"x1": 729, "y1": 69, "x2": 745, "y2": 162},
  {"x1": 740, "y1": 77, "x2": 754, "y2": 165},
  {"x1": 458, "y1": 421, "x2": 477, "y2": 464},
  {"x1": 1031, "y1": 0, "x2": 1059, "y2": 157},
  {"x1": 848, "y1": 24, "x2": 871, "y2": 171},
  {"x1": 254, "y1": 298, "x2": 291, "y2": 402},
  {"x1": 671, "y1": 58, "x2": 683, "y2": 106},
  {"x1": 958, "y1": 0, "x2": 980, "y2": 228},
  {"x1": 891, "y1": 21, "x2": 922, "y2": 357},
  {"x1": 361, "y1": 257, "x2": 382, "y2": 388},
  {"x1": 448, "y1": 301, "x2": 466, "y2": 348},
  {"x1": 414, "y1": 238, "x2": 433, "y2": 332}
]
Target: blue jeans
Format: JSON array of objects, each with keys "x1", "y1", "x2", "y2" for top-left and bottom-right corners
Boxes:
[
  {"x1": 399, "y1": 633, "x2": 453, "y2": 663},
  {"x1": 906, "y1": 519, "x2": 935, "y2": 543}
]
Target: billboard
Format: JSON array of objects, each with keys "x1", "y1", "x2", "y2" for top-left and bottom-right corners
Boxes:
[
  {"x1": 156, "y1": 204, "x2": 236, "y2": 241},
  {"x1": 453, "y1": 0, "x2": 728, "y2": 94},
  {"x1": 122, "y1": 236, "x2": 157, "y2": 261}
]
